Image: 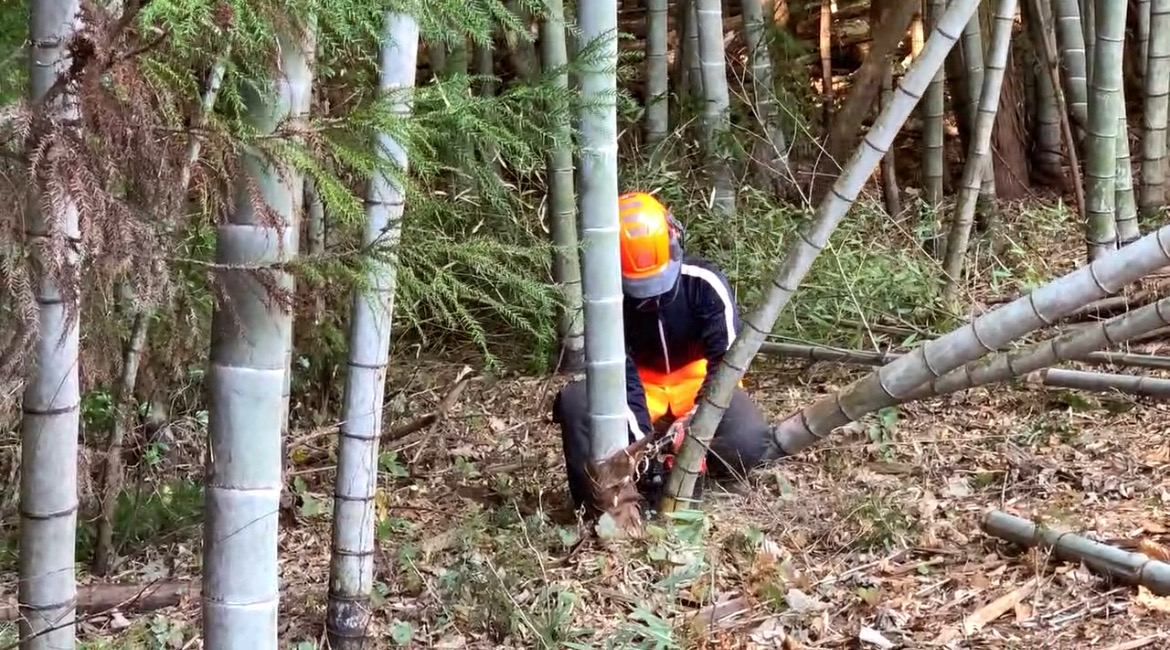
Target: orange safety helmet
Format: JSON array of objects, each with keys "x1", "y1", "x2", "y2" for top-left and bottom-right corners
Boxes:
[{"x1": 618, "y1": 191, "x2": 683, "y2": 299}]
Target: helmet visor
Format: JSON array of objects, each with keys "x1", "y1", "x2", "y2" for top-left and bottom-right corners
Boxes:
[{"x1": 623, "y1": 257, "x2": 681, "y2": 299}]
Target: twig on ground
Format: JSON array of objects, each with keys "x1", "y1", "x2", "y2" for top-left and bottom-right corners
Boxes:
[{"x1": 385, "y1": 365, "x2": 475, "y2": 442}]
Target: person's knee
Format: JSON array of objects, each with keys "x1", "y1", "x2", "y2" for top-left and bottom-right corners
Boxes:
[
  {"x1": 707, "y1": 430, "x2": 769, "y2": 477},
  {"x1": 706, "y1": 389, "x2": 771, "y2": 476}
]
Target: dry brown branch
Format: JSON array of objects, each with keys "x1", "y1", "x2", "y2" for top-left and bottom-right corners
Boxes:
[{"x1": 384, "y1": 365, "x2": 476, "y2": 442}]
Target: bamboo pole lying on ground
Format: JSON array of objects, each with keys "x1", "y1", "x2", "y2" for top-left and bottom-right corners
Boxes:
[
  {"x1": 0, "y1": 581, "x2": 198, "y2": 622},
  {"x1": 981, "y1": 510, "x2": 1170, "y2": 595},
  {"x1": 1033, "y1": 368, "x2": 1170, "y2": 397},
  {"x1": 760, "y1": 341, "x2": 1170, "y2": 372}
]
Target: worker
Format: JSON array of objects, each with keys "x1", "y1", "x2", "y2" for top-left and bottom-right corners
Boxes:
[{"x1": 552, "y1": 191, "x2": 775, "y2": 514}]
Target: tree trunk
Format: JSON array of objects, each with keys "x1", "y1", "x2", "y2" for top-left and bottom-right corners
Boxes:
[
  {"x1": 990, "y1": 55, "x2": 1032, "y2": 199},
  {"x1": 820, "y1": 0, "x2": 834, "y2": 126},
  {"x1": 879, "y1": 64, "x2": 902, "y2": 216},
  {"x1": 823, "y1": 0, "x2": 919, "y2": 170},
  {"x1": 875, "y1": 0, "x2": 901, "y2": 216},
  {"x1": 506, "y1": 1, "x2": 540, "y2": 82}
]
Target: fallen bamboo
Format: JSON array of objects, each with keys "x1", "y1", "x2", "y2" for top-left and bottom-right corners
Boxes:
[
  {"x1": 1034, "y1": 368, "x2": 1170, "y2": 398},
  {"x1": 981, "y1": 510, "x2": 1170, "y2": 595},
  {"x1": 899, "y1": 296, "x2": 1170, "y2": 400},
  {"x1": 761, "y1": 340, "x2": 1170, "y2": 372},
  {"x1": 0, "y1": 580, "x2": 198, "y2": 623}
]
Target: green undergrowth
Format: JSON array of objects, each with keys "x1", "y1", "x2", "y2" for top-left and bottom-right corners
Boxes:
[
  {"x1": 370, "y1": 471, "x2": 930, "y2": 649},
  {"x1": 0, "y1": 478, "x2": 203, "y2": 575},
  {"x1": 0, "y1": 614, "x2": 197, "y2": 650},
  {"x1": 379, "y1": 501, "x2": 735, "y2": 648}
]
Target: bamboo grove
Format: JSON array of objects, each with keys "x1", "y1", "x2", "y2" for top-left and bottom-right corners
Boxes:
[{"x1": 1, "y1": 0, "x2": 1170, "y2": 647}]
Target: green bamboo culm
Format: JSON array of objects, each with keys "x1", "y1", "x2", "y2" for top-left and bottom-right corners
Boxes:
[
  {"x1": 660, "y1": 0, "x2": 983, "y2": 513},
  {"x1": 922, "y1": 0, "x2": 947, "y2": 206},
  {"x1": 542, "y1": 0, "x2": 585, "y2": 368},
  {"x1": 1139, "y1": 0, "x2": 1170, "y2": 216},
  {"x1": 575, "y1": 0, "x2": 628, "y2": 463},
  {"x1": 20, "y1": 0, "x2": 83, "y2": 646},
  {"x1": 695, "y1": 0, "x2": 737, "y2": 215},
  {"x1": 1052, "y1": 0, "x2": 1090, "y2": 134},
  {"x1": 326, "y1": 10, "x2": 419, "y2": 650},
  {"x1": 941, "y1": 0, "x2": 1019, "y2": 300},
  {"x1": 1084, "y1": 0, "x2": 1126, "y2": 259}
]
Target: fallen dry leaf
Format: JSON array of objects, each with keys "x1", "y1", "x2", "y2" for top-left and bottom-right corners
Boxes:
[
  {"x1": 785, "y1": 587, "x2": 828, "y2": 614},
  {"x1": 1138, "y1": 538, "x2": 1170, "y2": 562},
  {"x1": 933, "y1": 577, "x2": 1039, "y2": 645},
  {"x1": 1135, "y1": 586, "x2": 1170, "y2": 614}
]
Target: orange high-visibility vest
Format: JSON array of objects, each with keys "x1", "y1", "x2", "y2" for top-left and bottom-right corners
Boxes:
[{"x1": 636, "y1": 358, "x2": 743, "y2": 423}]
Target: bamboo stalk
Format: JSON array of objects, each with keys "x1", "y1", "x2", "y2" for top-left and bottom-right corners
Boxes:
[
  {"x1": 1035, "y1": 367, "x2": 1170, "y2": 397},
  {"x1": 759, "y1": 340, "x2": 1170, "y2": 372},
  {"x1": 982, "y1": 510, "x2": 1170, "y2": 595}
]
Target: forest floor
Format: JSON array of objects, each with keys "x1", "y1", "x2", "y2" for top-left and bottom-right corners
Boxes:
[
  {"x1": 15, "y1": 353, "x2": 1170, "y2": 649},
  {"x1": 288, "y1": 356, "x2": 1170, "y2": 650}
]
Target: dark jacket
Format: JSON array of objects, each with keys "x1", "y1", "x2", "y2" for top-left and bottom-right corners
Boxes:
[{"x1": 621, "y1": 255, "x2": 740, "y2": 437}]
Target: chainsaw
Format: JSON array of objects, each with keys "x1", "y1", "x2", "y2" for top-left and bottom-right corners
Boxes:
[{"x1": 636, "y1": 417, "x2": 707, "y2": 514}]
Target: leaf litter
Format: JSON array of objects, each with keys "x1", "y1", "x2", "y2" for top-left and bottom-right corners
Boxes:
[{"x1": 28, "y1": 346, "x2": 1170, "y2": 647}]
